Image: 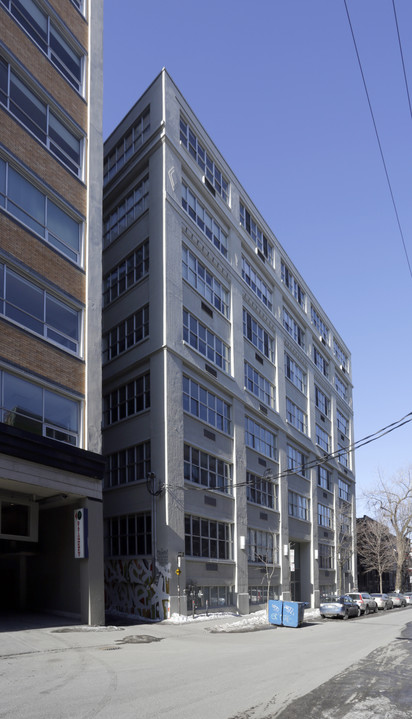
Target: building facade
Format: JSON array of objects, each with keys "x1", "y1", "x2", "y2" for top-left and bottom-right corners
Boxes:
[
  {"x1": 102, "y1": 69, "x2": 356, "y2": 620},
  {"x1": 0, "y1": 0, "x2": 104, "y2": 624}
]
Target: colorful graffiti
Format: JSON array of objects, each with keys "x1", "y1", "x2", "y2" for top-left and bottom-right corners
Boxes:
[{"x1": 105, "y1": 558, "x2": 171, "y2": 620}]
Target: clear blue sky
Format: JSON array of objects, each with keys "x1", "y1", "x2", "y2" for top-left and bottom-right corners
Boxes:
[{"x1": 103, "y1": 0, "x2": 412, "y2": 514}]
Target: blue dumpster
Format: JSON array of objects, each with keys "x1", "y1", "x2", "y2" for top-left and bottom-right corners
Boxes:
[
  {"x1": 268, "y1": 600, "x2": 283, "y2": 626},
  {"x1": 282, "y1": 601, "x2": 305, "y2": 627}
]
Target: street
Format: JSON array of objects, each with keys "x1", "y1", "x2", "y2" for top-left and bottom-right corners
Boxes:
[{"x1": 0, "y1": 608, "x2": 411, "y2": 719}]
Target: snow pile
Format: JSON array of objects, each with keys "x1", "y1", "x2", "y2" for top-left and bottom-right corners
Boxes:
[{"x1": 166, "y1": 606, "x2": 321, "y2": 630}]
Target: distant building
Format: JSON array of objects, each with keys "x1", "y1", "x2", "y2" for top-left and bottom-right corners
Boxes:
[
  {"x1": 0, "y1": 0, "x2": 104, "y2": 623},
  {"x1": 102, "y1": 69, "x2": 356, "y2": 619}
]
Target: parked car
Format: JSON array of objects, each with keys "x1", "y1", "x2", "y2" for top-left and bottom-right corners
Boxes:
[
  {"x1": 346, "y1": 592, "x2": 378, "y2": 615},
  {"x1": 402, "y1": 592, "x2": 412, "y2": 605},
  {"x1": 370, "y1": 593, "x2": 393, "y2": 610},
  {"x1": 320, "y1": 595, "x2": 361, "y2": 620},
  {"x1": 388, "y1": 592, "x2": 407, "y2": 607}
]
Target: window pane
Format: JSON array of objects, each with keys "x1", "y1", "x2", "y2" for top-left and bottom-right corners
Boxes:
[
  {"x1": 47, "y1": 200, "x2": 80, "y2": 254},
  {"x1": 8, "y1": 167, "x2": 45, "y2": 235},
  {"x1": 5, "y1": 270, "x2": 44, "y2": 333},
  {"x1": 46, "y1": 295, "x2": 79, "y2": 340},
  {"x1": 44, "y1": 390, "x2": 78, "y2": 432},
  {"x1": 10, "y1": 73, "x2": 47, "y2": 141},
  {"x1": 3, "y1": 372, "x2": 42, "y2": 433},
  {"x1": 49, "y1": 113, "x2": 80, "y2": 165}
]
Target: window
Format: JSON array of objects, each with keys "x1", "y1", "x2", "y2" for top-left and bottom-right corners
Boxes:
[
  {"x1": 0, "y1": 57, "x2": 82, "y2": 176},
  {"x1": 244, "y1": 362, "x2": 274, "y2": 408},
  {"x1": 287, "y1": 444, "x2": 307, "y2": 478},
  {"x1": 105, "y1": 513, "x2": 151, "y2": 557},
  {"x1": 248, "y1": 529, "x2": 278, "y2": 564},
  {"x1": 239, "y1": 202, "x2": 273, "y2": 263},
  {"x1": 315, "y1": 386, "x2": 329, "y2": 416},
  {"x1": 103, "y1": 175, "x2": 149, "y2": 246},
  {"x1": 318, "y1": 503, "x2": 333, "y2": 528},
  {"x1": 184, "y1": 444, "x2": 232, "y2": 494},
  {"x1": 316, "y1": 424, "x2": 330, "y2": 453},
  {"x1": 242, "y1": 257, "x2": 272, "y2": 310},
  {"x1": 245, "y1": 416, "x2": 276, "y2": 459},
  {"x1": 183, "y1": 376, "x2": 231, "y2": 433},
  {"x1": 182, "y1": 245, "x2": 229, "y2": 318},
  {"x1": 104, "y1": 441, "x2": 151, "y2": 488},
  {"x1": 281, "y1": 261, "x2": 305, "y2": 308},
  {"x1": 104, "y1": 305, "x2": 149, "y2": 362},
  {"x1": 339, "y1": 478, "x2": 349, "y2": 502},
  {"x1": 104, "y1": 373, "x2": 150, "y2": 425},
  {"x1": 335, "y1": 375, "x2": 347, "y2": 401},
  {"x1": 311, "y1": 306, "x2": 329, "y2": 342},
  {"x1": 104, "y1": 108, "x2": 150, "y2": 184},
  {"x1": 285, "y1": 353, "x2": 306, "y2": 393},
  {"x1": 338, "y1": 444, "x2": 349, "y2": 468},
  {"x1": 337, "y1": 410, "x2": 348, "y2": 436},
  {"x1": 0, "y1": 158, "x2": 82, "y2": 263},
  {"x1": 184, "y1": 515, "x2": 233, "y2": 559},
  {"x1": 249, "y1": 585, "x2": 279, "y2": 604},
  {"x1": 0, "y1": 264, "x2": 80, "y2": 353},
  {"x1": 182, "y1": 183, "x2": 228, "y2": 258},
  {"x1": 314, "y1": 347, "x2": 328, "y2": 377},
  {"x1": 1, "y1": 0, "x2": 84, "y2": 92},
  {"x1": 243, "y1": 309, "x2": 274, "y2": 361},
  {"x1": 283, "y1": 308, "x2": 304, "y2": 348},
  {"x1": 190, "y1": 586, "x2": 234, "y2": 610},
  {"x1": 183, "y1": 310, "x2": 230, "y2": 373},
  {"x1": 1, "y1": 370, "x2": 79, "y2": 445},
  {"x1": 180, "y1": 117, "x2": 229, "y2": 203},
  {"x1": 103, "y1": 240, "x2": 149, "y2": 306},
  {"x1": 334, "y1": 339, "x2": 348, "y2": 372},
  {"x1": 288, "y1": 491, "x2": 310, "y2": 521},
  {"x1": 318, "y1": 465, "x2": 330, "y2": 491},
  {"x1": 286, "y1": 398, "x2": 307, "y2": 434},
  {"x1": 319, "y1": 544, "x2": 334, "y2": 569},
  {"x1": 246, "y1": 472, "x2": 277, "y2": 509}
]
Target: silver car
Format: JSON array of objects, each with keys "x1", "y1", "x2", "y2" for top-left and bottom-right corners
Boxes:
[
  {"x1": 402, "y1": 592, "x2": 412, "y2": 605},
  {"x1": 346, "y1": 592, "x2": 378, "y2": 615},
  {"x1": 388, "y1": 592, "x2": 407, "y2": 607},
  {"x1": 370, "y1": 593, "x2": 393, "y2": 610},
  {"x1": 320, "y1": 595, "x2": 361, "y2": 620}
]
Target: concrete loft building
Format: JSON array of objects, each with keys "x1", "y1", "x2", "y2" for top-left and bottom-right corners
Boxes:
[
  {"x1": 0, "y1": 0, "x2": 104, "y2": 624},
  {"x1": 102, "y1": 69, "x2": 356, "y2": 620}
]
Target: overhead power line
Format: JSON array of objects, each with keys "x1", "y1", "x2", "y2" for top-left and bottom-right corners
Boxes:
[
  {"x1": 184, "y1": 411, "x2": 412, "y2": 493},
  {"x1": 392, "y1": 0, "x2": 412, "y2": 120},
  {"x1": 343, "y1": 0, "x2": 412, "y2": 281}
]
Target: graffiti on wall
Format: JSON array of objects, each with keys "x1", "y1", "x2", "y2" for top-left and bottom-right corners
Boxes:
[{"x1": 105, "y1": 558, "x2": 171, "y2": 620}]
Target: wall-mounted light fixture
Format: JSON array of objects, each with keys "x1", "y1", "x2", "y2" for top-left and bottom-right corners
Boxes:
[
  {"x1": 314, "y1": 549, "x2": 319, "y2": 560},
  {"x1": 240, "y1": 536, "x2": 246, "y2": 550},
  {"x1": 283, "y1": 544, "x2": 289, "y2": 557}
]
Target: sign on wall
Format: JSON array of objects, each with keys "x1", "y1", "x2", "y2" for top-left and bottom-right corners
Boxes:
[{"x1": 74, "y1": 508, "x2": 88, "y2": 558}]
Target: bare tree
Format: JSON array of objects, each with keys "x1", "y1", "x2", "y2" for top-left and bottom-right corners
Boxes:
[
  {"x1": 357, "y1": 515, "x2": 395, "y2": 592},
  {"x1": 365, "y1": 468, "x2": 412, "y2": 591},
  {"x1": 335, "y1": 500, "x2": 354, "y2": 595}
]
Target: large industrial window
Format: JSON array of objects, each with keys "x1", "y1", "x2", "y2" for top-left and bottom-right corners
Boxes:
[
  {"x1": 0, "y1": 57, "x2": 82, "y2": 176},
  {"x1": 1, "y1": 371, "x2": 79, "y2": 445},
  {"x1": 0, "y1": 263, "x2": 80, "y2": 354},
  {"x1": 184, "y1": 515, "x2": 233, "y2": 560}
]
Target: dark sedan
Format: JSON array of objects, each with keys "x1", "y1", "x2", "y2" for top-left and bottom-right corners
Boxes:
[{"x1": 320, "y1": 595, "x2": 361, "y2": 620}]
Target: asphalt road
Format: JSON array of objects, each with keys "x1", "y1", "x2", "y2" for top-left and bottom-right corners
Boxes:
[{"x1": 0, "y1": 607, "x2": 411, "y2": 719}]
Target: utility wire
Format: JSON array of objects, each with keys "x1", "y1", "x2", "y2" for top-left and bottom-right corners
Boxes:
[
  {"x1": 344, "y1": 0, "x2": 412, "y2": 281},
  {"x1": 392, "y1": 0, "x2": 412, "y2": 120},
  {"x1": 184, "y1": 411, "x2": 412, "y2": 493}
]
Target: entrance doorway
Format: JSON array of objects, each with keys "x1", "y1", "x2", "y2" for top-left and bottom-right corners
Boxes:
[{"x1": 289, "y1": 541, "x2": 301, "y2": 601}]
